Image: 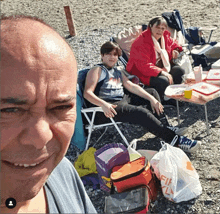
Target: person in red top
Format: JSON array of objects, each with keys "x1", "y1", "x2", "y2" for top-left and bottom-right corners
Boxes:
[{"x1": 126, "y1": 16, "x2": 184, "y2": 105}]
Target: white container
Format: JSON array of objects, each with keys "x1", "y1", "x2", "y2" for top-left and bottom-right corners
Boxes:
[
  {"x1": 211, "y1": 59, "x2": 220, "y2": 69},
  {"x1": 193, "y1": 65, "x2": 202, "y2": 83}
]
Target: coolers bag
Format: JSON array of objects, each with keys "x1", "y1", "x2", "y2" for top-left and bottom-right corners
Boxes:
[
  {"x1": 110, "y1": 156, "x2": 158, "y2": 201},
  {"x1": 94, "y1": 143, "x2": 130, "y2": 192},
  {"x1": 104, "y1": 186, "x2": 150, "y2": 214}
]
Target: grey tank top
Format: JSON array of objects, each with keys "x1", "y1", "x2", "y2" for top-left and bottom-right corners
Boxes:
[{"x1": 95, "y1": 64, "x2": 124, "y2": 101}]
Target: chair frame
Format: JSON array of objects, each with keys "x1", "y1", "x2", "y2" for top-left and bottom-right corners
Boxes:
[{"x1": 81, "y1": 106, "x2": 129, "y2": 151}]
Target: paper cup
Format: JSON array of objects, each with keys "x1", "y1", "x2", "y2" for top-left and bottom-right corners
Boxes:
[
  {"x1": 184, "y1": 89, "x2": 192, "y2": 99},
  {"x1": 193, "y1": 66, "x2": 202, "y2": 82}
]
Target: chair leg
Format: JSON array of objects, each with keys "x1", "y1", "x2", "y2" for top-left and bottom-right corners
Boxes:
[
  {"x1": 110, "y1": 118, "x2": 129, "y2": 147},
  {"x1": 85, "y1": 110, "x2": 97, "y2": 150},
  {"x1": 85, "y1": 129, "x2": 92, "y2": 151}
]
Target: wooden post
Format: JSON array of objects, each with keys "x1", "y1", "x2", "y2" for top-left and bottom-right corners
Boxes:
[{"x1": 64, "y1": 6, "x2": 76, "y2": 37}]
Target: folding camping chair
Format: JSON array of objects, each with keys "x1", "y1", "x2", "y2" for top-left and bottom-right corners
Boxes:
[
  {"x1": 77, "y1": 68, "x2": 129, "y2": 151},
  {"x1": 162, "y1": 9, "x2": 219, "y2": 68},
  {"x1": 110, "y1": 24, "x2": 147, "y2": 69}
]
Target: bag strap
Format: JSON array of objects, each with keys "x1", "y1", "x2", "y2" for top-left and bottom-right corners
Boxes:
[
  {"x1": 110, "y1": 181, "x2": 116, "y2": 195},
  {"x1": 128, "y1": 138, "x2": 138, "y2": 149}
]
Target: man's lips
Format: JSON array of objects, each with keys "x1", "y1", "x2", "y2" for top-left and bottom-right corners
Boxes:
[
  {"x1": 3, "y1": 161, "x2": 41, "y2": 168},
  {"x1": 2, "y1": 156, "x2": 49, "y2": 169}
]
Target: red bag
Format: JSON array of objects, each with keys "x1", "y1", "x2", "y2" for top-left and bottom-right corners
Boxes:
[{"x1": 110, "y1": 156, "x2": 158, "y2": 201}]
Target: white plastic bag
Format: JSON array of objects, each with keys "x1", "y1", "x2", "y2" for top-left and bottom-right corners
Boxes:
[
  {"x1": 127, "y1": 139, "x2": 142, "y2": 161},
  {"x1": 128, "y1": 139, "x2": 158, "y2": 161},
  {"x1": 173, "y1": 52, "x2": 193, "y2": 75},
  {"x1": 150, "y1": 142, "x2": 202, "y2": 203}
]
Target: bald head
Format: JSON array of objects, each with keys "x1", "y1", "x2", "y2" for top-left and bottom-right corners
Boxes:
[{"x1": 1, "y1": 16, "x2": 77, "y2": 72}]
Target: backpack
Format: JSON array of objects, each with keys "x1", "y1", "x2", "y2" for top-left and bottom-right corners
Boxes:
[{"x1": 162, "y1": 10, "x2": 182, "y2": 31}]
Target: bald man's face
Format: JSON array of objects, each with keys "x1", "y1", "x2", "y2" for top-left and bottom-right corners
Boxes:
[{"x1": 0, "y1": 19, "x2": 77, "y2": 205}]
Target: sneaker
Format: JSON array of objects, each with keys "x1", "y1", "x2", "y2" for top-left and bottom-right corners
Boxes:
[
  {"x1": 167, "y1": 126, "x2": 188, "y2": 136},
  {"x1": 177, "y1": 136, "x2": 201, "y2": 153}
]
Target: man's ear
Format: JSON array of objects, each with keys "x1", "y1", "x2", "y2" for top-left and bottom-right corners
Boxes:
[{"x1": 101, "y1": 54, "x2": 104, "y2": 61}]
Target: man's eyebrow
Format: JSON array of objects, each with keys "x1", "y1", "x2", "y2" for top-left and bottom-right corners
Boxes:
[
  {"x1": 0, "y1": 98, "x2": 28, "y2": 105},
  {"x1": 51, "y1": 96, "x2": 76, "y2": 104},
  {"x1": 0, "y1": 96, "x2": 76, "y2": 105}
]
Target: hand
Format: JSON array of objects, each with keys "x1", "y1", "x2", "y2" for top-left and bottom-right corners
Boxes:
[
  {"x1": 150, "y1": 98, "x2": 164, "y2": 116},
  {"x1": 161, "y1": 71, "x2": 173, "y2": 84},
  {"x1": 172, "y1": 50, "x2": 179, "y2": 59},
  {"x1": 101, "y1": 102, "x2": 117, "y2": 118}
]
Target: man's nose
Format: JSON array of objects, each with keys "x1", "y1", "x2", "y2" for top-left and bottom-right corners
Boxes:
[{"x1": 19, "y1": 117, "x2": 53, "y2": 149}]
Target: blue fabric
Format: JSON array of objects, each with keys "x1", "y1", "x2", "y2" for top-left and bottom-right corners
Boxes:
[
  {"x1": 81, "y1": 173, "x2": 100, "y2": 190},
  {"x1": 162, "y1": 9, "x2": 204, "y2": 45},
  {"x1": 162, "y1": 10, "x2": 182, "y2": 31},
  {"x1": 77, "y1": 68, "x2": 90, "y2": 96},
  {"x1": 187, "y1": 27, "x2": 206, "y2": 45},
  {"x1": 70, "y1": 84, "x2": 87, "y2": 151}
]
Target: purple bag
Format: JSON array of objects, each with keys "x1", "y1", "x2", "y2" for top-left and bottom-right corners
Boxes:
[{"x1": 94, "y1": 143, "x2": 129, "y2": 192}]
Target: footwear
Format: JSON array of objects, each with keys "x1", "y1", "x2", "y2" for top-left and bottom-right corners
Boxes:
[
  {"x1": 167, "y1": 126, "x2": 188, "y2": 136},
  {"x1": 177, "y1": 136, "x2": 201, "y2": 153}
]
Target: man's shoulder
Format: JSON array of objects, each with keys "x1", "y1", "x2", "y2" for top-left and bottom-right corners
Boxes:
[
  {"x1": 56, "y1": 157, "x2": 73, "y2": 170},
  {"x1": 48, "y1": 157, "x2": 75, "y2": 183}
]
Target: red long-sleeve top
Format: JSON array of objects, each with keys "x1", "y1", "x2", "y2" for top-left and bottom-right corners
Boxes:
[{"x1": 126, "y1": 28, "x2": 183, "y2": 85}]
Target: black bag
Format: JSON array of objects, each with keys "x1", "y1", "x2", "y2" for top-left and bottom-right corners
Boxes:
[
  {"x1": 192, "y1": 53, "x2": 208, "y2": 68},
  {"x1": 162, "y1": 10, "x2": 181, "y2": 31},
  {"x1": 104, "y1": 186, "x2": 150, "y2": 214}
]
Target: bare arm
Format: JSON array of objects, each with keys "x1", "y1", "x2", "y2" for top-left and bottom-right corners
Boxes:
[
  {"x1": 121, "y1": 73, "x2": 164, "y2": 115},
  {"x1": 160, "y1": 70, "x2": 173, "y2": 84},
  {"x1": 83, "y1": 66, "x2": 117, "y2": 118}
]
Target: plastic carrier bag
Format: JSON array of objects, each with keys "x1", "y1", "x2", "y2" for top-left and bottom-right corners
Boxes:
[
  {"x1": 127, "y1": 139, "x2": 158, "y2": 161},
  {"x1": 173, "y1": 51, "x2": 193, "y2": 74},
  {"x1": 127, "y1": 139, "x2": 142, "y2": 161},
  {"x1": 150, "y1": 142, "x2": 202, "y2": 203}
]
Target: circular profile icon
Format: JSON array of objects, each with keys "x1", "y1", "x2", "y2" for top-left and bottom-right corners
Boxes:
[{"x1": 5, "y1": 198, "x2": 16, "y2": 209}]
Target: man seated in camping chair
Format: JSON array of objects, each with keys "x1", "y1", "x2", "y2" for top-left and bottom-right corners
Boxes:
[{"x1": 83, "y1": 41, "x2": 201, "y2": 153}]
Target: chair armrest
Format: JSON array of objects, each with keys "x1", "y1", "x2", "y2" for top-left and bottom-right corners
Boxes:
[
  {"x1": 199, "y1": 27, "x2": 217, "y2": 31},
  {"x1": 81, "y1": 106, "x2": 103, "y2": 113},
  {"x1": 199, "y1": 27, "x2": 217, "y2": 43}
]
